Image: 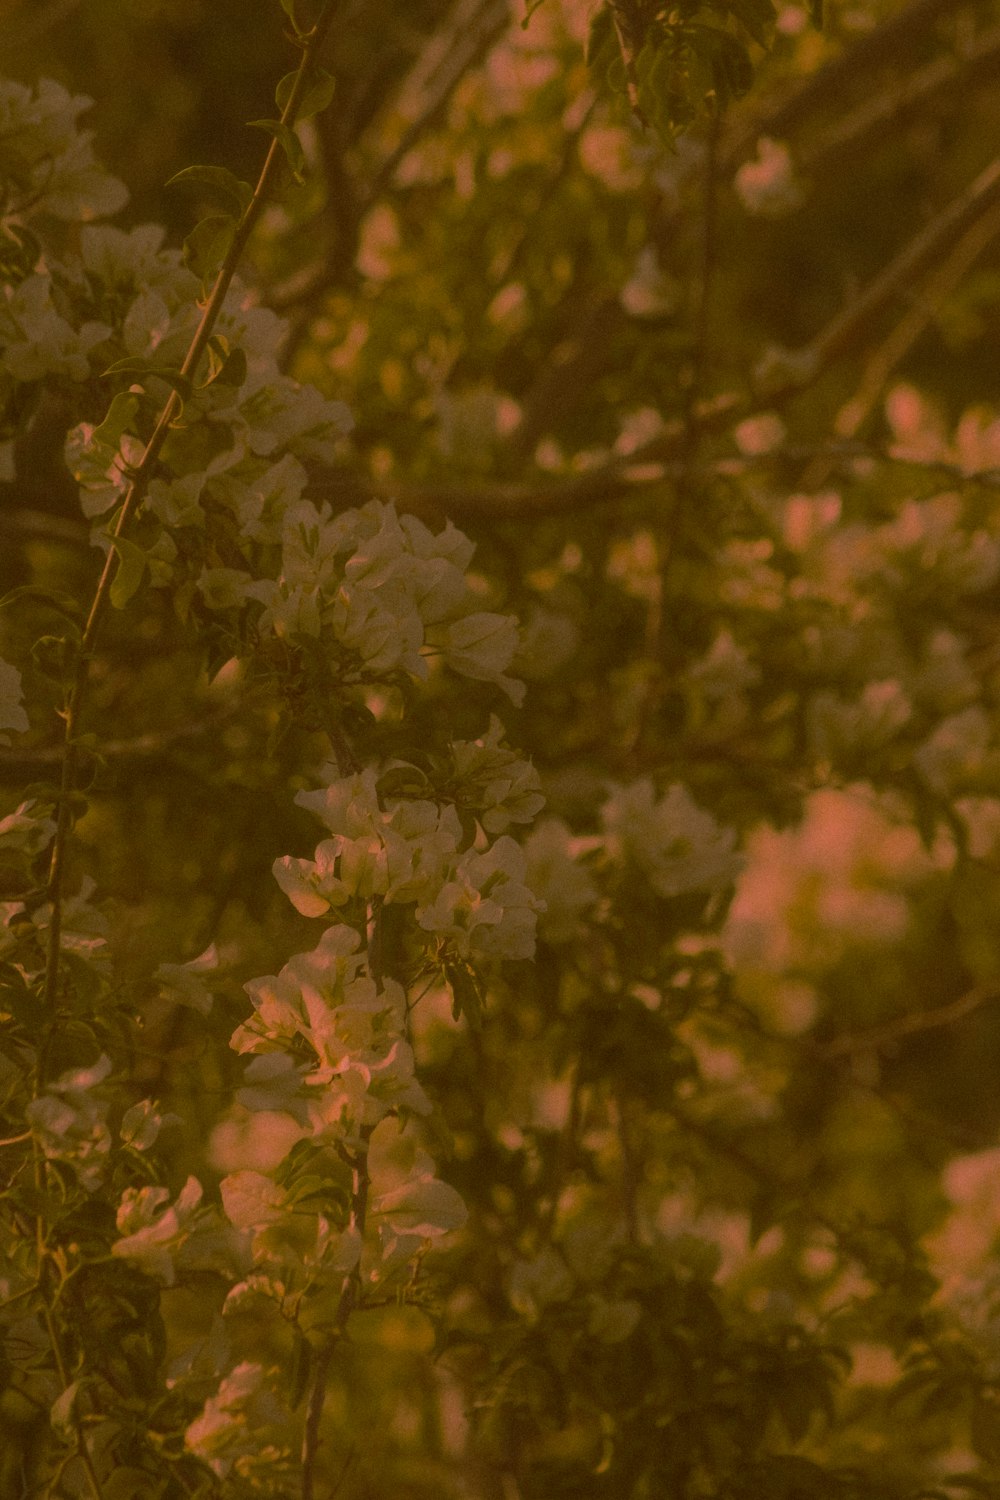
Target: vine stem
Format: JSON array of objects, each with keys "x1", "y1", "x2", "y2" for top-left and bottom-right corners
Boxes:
[
  {"x1": 41, "y1": 0, "x2": 340, "y2": 1012},
  {"x1": 301, "y1": 1122, "x2": 374, "y2": 1500},
  {"x1": 301, "y1": 898, "x2": 386, "y2": 1498}
]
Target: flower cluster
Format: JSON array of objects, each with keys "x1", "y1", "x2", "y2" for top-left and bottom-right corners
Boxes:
[
  {"x1": 274, "y1": 768, "x2": 543, "y2": 959},
  {"x1": 1, "y1": 71, "x2": 548, "y2": 1496},
  {"x1": 601, "y1": 779, "x2": 744, "y2": 899}
]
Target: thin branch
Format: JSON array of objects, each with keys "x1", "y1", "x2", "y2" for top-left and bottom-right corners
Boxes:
[
  {"x1": 719, "y1": 0, "x2": 966, "y2": 172},
  {"x1": 0, "y1": 704, "x2": 239, "y2": 772},
  {"x1": 271, "y1": 0, "x2": 509, "y2": 317},
  {"x1": 338, "y1": 155, "x2": 1000, "y2": 522},
  {"x1": 802, "y1": 196, "x2": 1000, "y2": 490},
  {"x1": 359, "y1": 0, "x2": 510, "y2": 214},
  {"x1": 819, "y1": 985, "x2": 1000, "y2": 1059},
  {"x1": 300, "y1": 1122, "x2": 373, "y2": 1500},
  {"x1": 796, "y1": 21, "x2": 1000, "y2": 178},
  {"x1": 40, "y1": 1, "x2": 341, "y2": 1004}
]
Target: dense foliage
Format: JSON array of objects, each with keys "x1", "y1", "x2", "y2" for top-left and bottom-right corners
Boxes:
[{"x1": 4, "y1": 0, "x2": 1000, "y2": 1495}]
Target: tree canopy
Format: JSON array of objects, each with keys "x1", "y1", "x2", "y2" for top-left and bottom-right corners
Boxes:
[{"x1": 4, "y1": 1, "x2": 1000, "y2": 1496}]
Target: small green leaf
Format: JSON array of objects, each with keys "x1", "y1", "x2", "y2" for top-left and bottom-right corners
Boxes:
[
  {"x1": 102, "y1": 360, "x2": 192, "y2": 402},
  {"x1": 445, "y1": 960, "x2": 486, "y2": 1030},
  {"x1": 199, "y1": 338, "x2": 247, "y2": 391},
  {"x1": 0, "y1": 964, "x2": 42, "y2": 1031},
  {"x1": 182, "y1": 213, "x2": 239, "y2": 286},
  {"x1": 109, "y1": 537, "x2": 148, "y2": 610},
  {"x1": 808, "y1": 0, "x2": 823, "y2": 25},
  {"x1": 275, "y1": 66, "x2": 336, "y2": 120},
  {"x1": 0, "y1": 585, "x2": 82, "y2": 623},
  {"x1": 166, "y1": 164, "x2": 252, "y2": 215},
  {"x1": 30, "y1": 635, "x2": 77, "y2": 683},
  {"x1": 0, "y1": 222, "x2": 40, "y2": 285},
  {"x1": 249, "y1": 118, "x2": 306, "y2": 182},
  {"x1": 278, "y1": 0, "x2": 303, "y2": 31},
  {"x1": 91, "y1": 391, "x2": 140, "y2": 452},
  {"x1": 585, "y1": 6, "x2": 614, "y2": 66},
  {"x1": 377, "y1": 764, "x2": 432, "y2": 799}
]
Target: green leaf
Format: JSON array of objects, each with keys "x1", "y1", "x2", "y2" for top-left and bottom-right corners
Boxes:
[
  {"x1": 445, "y1": 959, "x2": 486, "y2": 1030},
  {"x1": 807, "y1": 0, "x2": 823, "y2": 25},
  {"x1": 166, "y1": 164, "x2": 252, "y2": 215},
  {"x1": 277, "y1": 0, "x2": 306, "y2": 33},
  {"x1": 91, "y1": 391, "x2": 141, "y2": 452},
  {"x1": 0, "y1": 222, "x2": 40, "y2": 285},
  {"x1": 0, "y1": 585, "x2": 82, "y2": 623},
  {"x1": 30, "y1": 634, "x2": 77, "y2": 683},
  {"x1": 109, "y1": 537, "x2": 148, "y2": 611},
  {"x1": 0, "y1": 964, "x2": 42, "y2": 1031},
  {"x1": 102, "y1": 359, "x2": 192, "y2": 403},
  {"x1": 275, "y1": 66, "x2": 336, "y2": 120},
  {"x1": 200, "y1": 337, "x2": 247, "y2": 390},
  {"x1": 377, "y1": 764, "x2": 432, "y2": 799},
  {"x1": 725, "y1": 0, "x2": 777, "y2": 48},
  {"x1": 248, "y1": 118, "x2": 307, "y2": 182},
  {"x1": 182, "y1": 212, "x2": 239, "y2": 286},
  {"x1": 585, "y1": 6, "x2": 615, "y2": 67}
]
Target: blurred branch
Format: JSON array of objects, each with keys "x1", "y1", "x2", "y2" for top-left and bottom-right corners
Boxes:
[
  {"x1": 270, "y1": 0, "x2": 509, "y2": 317},
  {"x1": 720, "y1": 0, "x2": 966, "y2": 171},
  {"x1": 797, "y1": 21, "x2": 1000, "y2": 176},
  {"x1": 358, "y1": 0, "x2": 509, "y2": 213},
  {"x1": 311, "y1": 158, "x2": 1000, "y2": 522},
  {"x1": 0, "y1": 705, "x2": 239, "y2": 774},
  {"x1": 802, "y1": 195, "x2": 1000, "y2": 489},
  {"x1": 819, "y1": 985, "x2": 1000, "y2": 1059},
  {"x1": 800, "y1": 157, "x2": 1000, "y2": 372}
]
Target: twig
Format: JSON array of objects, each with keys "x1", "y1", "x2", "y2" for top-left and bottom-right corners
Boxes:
[
  {"x1": 270, "y1": 0, "x2": 509, "y2": 317},
  {"x1": 818, "y1": 985, "x2": 1000, "y2": 1059},
  {"x1": 796, "y1": 22, "x2": 1000, "y2": 178},
  {"x1": 0, "y1": 704, "x2": 239, "y2": 771},
  {"x1": 300, "y1": 1123, "x2": 373, "y2": 1500},
  {"x1": 802, "y1": 196, "x2": 1000, "y2": 490},
  {"x1": 39, "y1": 0, "x2": 341, "y2": 1013},
  {"x1": 719, "y1": 0, "x2": 965, "y2": 172},
  {"x1": 358, "y1": 0, "x2": 509, "y2": 214}
]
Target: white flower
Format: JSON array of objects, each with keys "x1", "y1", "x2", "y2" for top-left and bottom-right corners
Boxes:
[
  {"x1": 450, "y1": 715, "x2": 545, "y2": 833},
  {"x1": 184, "y1": 1361, "x2": 288, "y2": 1478},
  {"x1": 156, "y1": 943, "x2": 219, "y2": 1015},
  {"x1": 601, "y1": 780, "x2": 743, "y2": 899},
  {"x1": 508, "y1": 1246, "x2": 574, "y2": 1319},
  {"x1": 523, "y1": 818, "x2": 599, "y2": 944},
  {"x1": 25, "y1": 1054, "x2": 114, "y2": 1192},
  {"x1": 443, "y1": 612, "x2": 524, "y2": 703},
  {"x1": 416, "y1": 835, "x2": 543, "y2": 961},
  {"x1": 734, "y1": 138, "x2": 802, "y2": 217},
  {"x1": 1, "y1": 274, "x2": 109, "y2": 382},
  {"x1": 112, "y1": 1175, "x2": 207, "y2": 1285},
  {"x1": 120, "y1": 1099, "x2": 179, "y2": 1151},
  {"x1": 0, "y1": 78, "x2": 127, "y2": 223},
  {"x1": 366, "y1": 1115, "x2": 467, "y2": 1274},
  {"x1": 914, "y1": 707, "x2": 994, "y2": 793},
  {"x1": 0, "y1": 800, "x2": 55, "y2": 854},
  {"x1": 275, "y1": 772, "x2": 464, "y2": 916}
]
